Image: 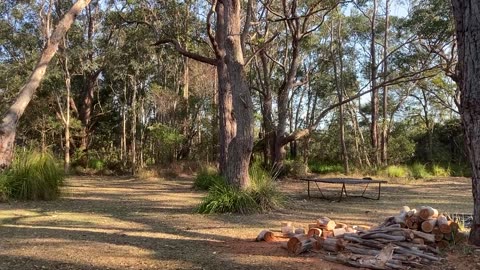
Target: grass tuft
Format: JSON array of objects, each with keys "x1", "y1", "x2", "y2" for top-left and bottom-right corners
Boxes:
[
  {"x1": 309, "y1": 162, "x2": 344, "y2": 174},
  {"x1": 193, "y1": 166, "x2": 224, "y2": 190},
  {"x1": 1, "y1": 151, "x2": 64, "y2": 200},
  {"x1": 196, "y1": 164, "x2": 284, "y2": 214},
  {"x1": 430, "y1": 164, "x2": 451, "y2": 177},
  {"x1": 410, "y1": 163, "x2": 430, "y2": 179},
  {"x1": 379, "y1": 165, "x2": 410, "y2": 178}
]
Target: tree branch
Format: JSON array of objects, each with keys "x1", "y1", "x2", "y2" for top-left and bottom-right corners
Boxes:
[{"x1": 152, "y1": 39, "x2": 217, "y2": 66}]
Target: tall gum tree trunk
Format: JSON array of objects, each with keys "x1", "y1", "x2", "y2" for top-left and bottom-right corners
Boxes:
[
  {"x1": 370, "y1": 0, "x2": 379, "y2": 165},
  {"x1": 0, "y1": 0, "x2": 92, "y2": 169},
  {"x1": 451, "y1": 0, "x2": 480, "y2": 245},
  {"x1": 223, "y1": 0, "x2": 253, "y2": 189}
]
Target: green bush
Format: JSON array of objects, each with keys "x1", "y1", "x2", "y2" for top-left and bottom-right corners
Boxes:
[
  {"x1": 309, "y1": 162, "x2": 344, "y2": 174},
  {"x1": 196, "y1": 165, "x2": 284, "y2": 214},
  {"x1": 2, "y1": 151, "x2": 64, "y2": 200},
  {"x1": 410, "y1": 163, "x2": 430, "y2": 179},
  {"x1": 431, "y1": 164, "x2": 451, "y2": 177},
  {"x1": 193, "y1": 166, "x2": 224, "y2": 190},
  {"x1": 0, "y1": 175, "x2": 8, "y2": 202},
  {"x1": 289, "y1": 160, "x2": 309, "y2": 177},
  {"x1": 249, "y1": 164, "x2": 284, "y2": 211},
  {"x1": 379, "y1": 165, "x2": 410, "y2": 178},
  {"x1": 88, "y1": 158, "x2": 105, "y2": 171},
  {"x1": 450, "y1": 163, "x2": 472, "y2": 177}
]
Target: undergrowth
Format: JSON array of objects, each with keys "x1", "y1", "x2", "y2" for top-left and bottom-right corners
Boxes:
[
  {"x1": 196, "y1": 163, "x2": 284, "y2": 214},
  {"x1": 193, "y1": 166, "x2": 223, "y2": 190},
  {"x1": 1, "y1": 151, "x2": 64, "y2": 200}
]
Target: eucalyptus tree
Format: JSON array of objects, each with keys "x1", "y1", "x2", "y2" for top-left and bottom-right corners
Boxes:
[
  {"x1": 451, "y1": 0, "x2": 480, "y2": 246},
  {"x1": 0, "y1": 0, "x2": 92, "y2": 169}
]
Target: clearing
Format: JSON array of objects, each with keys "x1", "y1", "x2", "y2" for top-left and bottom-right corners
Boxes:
[{"x1": 0, "y1": 175, "x2": 478, "y2": 270}]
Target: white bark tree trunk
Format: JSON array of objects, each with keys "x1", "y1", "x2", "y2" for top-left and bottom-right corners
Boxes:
[{"x1": 0, "y1": 0, "x2": 92, "y2": 169}]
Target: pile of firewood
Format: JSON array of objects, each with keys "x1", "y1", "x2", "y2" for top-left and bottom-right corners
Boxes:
[
  {"x1": 255, "y1": 206, "x2": 466, "y2": 269},
  {"x1": 382, "y1": 206, "x2": 463, "y2": 248}
]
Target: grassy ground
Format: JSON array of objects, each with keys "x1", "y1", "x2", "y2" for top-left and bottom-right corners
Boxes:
[{"x1": 0, "y1": 174, "x2": 478, "y2": 270}]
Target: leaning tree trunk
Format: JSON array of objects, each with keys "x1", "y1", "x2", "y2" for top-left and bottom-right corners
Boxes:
[
  {"x1": 451, "y1": 0, "x2": 480, "y2": 246},
  {"x1": 0, "y1": 0, "x2": 92, "y2": 169}
]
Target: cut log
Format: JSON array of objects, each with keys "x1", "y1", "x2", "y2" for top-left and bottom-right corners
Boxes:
[
  {"x1": 436, "y1": 240, "x2": 449, "y2": 249},
  {"x1": 335, "y1": 222, "x2": 348, "y2": 229},
  {"x1": 418, "y1": 206, "x2": 439, "y2": 220},
  {"x1": 308, "y1": 223, "x2": 318, "y2": 230},
  {"x1": 281, "y1": 225, "x2": 295, "y2": 236},
  {"x1": 394, "y1": 212, "x2": 407, "y2": 228},
  {"x1": 437, "y1": 215, "x2": 452, "y2": 234},
  {"x1": 281, "y1": 221, "x2": 292, "y2": 227},
  {"x1": 317, "y1": 217, "x2": 336, "y2": 231},
  {"x1": 333, "y1": 228, "x2": 347, "y2": 237},
  {"x1": 400, "y1": 206, "x2": 410, "y2": 214},
  {"x1": 293, "y1": 238, "x2": 314, "y2": 255},
  {"x1": 432, "y1": 227, "x2": 444, "y2": 242},
  {"x1": 420, "y1": 218, "x2": 437, "y2": 233},
  {"x1": 323, "y1": 237, "x2": 342, "y2": 252},
  {"x1": 311, "y1": 238, "x2": 324, "y2": 250},
  {"x1": 256, "y1": 230, "x2": 277, "y2": 242},
  {"x1": 406, "y1": 209, "x2": 417, "y2": 217},
  {"x1": 294, "y1": 228, "x2": 305, "y2": 234},
  {"x1": 412, "y1": 238, "x2": 425, "y2": 245},
  {"x1": 346, "y1": 227, "x2": 356, "y2": 233},
  {"x1": 406, "y1": 216, "x2": 420, "y2": 230},
  {"x1": 280, "y1": 241, "x2": 288, "y2": 250},
  {"x1": 287, "y1": 234, "x2": 308, "y2": 253},
  {"x1": 307, "y1": 228, "x2": 322, "y2": 238},
  {"x1": 411, "y1": 230, "x2": 435, "y2": 243},
  {"x1": 321, "y1": 230, "x2": 334, "y2": 239},
  {"x1": 443, "y1": 232, "x2": 453, "y2": 241}
]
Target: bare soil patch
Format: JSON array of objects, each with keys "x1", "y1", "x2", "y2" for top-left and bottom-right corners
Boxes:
[{"x1": 0, "y1": 175, "x2": 477, "y2": 269}]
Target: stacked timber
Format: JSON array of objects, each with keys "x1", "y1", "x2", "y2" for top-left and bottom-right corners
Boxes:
[{"x1": 382, "y1": 206, "x2": 465, "y2": 248}]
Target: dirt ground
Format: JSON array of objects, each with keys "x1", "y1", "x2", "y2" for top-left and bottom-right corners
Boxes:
[{"x1": 0, "y1": 174, "x2": 479, "y2": 270}]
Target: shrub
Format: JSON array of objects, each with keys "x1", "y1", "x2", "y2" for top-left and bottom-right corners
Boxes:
[
  {"x1": 88, "y1": 158, "x2": 105, "y2": 171},
  {"x1": 196, "y1": 183, "x2": 258, "y2": 214},
  {"x1": 2, "y1": 151, "x2": 64, "y2": 200},
  {"x1": 196, "y1": 165, "x2": 284, "y2": 214},
  {"x1": 249, "y1": 164, "x2": 284, "y2": 211},
  {"x1": 410, "y1": 163, "x2": 430, "y2": 179},
  {"x1": 450, "y1": 163, "x2": 472, "y2": 177},
  {"x1": 193, "y1": 166, "x2": 224, "y2": 190},
  {"x1": 0, "y1": 175, "x2": 8, "y2": 202},
  {"x1": 309, "y1": 162, "x2": 344, "y2": 174},
  {"x1": 379, "y1": 165, "x2": 410, "y2": 178},
  {"x1": 289, "y1": 160, "x2": 309, "y2": 177},
  {"x1": 431, "y1": 164, "x2": 451, "y2": 177}
]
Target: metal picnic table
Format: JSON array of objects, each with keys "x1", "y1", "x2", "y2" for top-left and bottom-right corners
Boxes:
[{"x1": 300, "y1": 178, "x2": 388, "y2": 202}]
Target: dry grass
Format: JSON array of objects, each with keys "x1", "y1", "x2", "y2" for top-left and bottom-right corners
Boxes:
[{"x1": 0, "y1": 174, "x2": 477, "y2": 270}]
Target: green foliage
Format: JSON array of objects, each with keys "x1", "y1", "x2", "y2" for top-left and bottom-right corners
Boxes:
[
  {"x1": 193, "y1": 166, "x2": 224, "y2": 190},
  {"x1": 0, "y1": 174, "x2": 8, "y2": 202},
  {"x1": 88, "y1": 158, "x2": 105, "y2": 171},
  {"x1": 449, "y1": 163, "x2": 472, "y2": 177},
  {"x1": 196, "y1": 183, "x2": 258, "y2": 214},
  {"x1": 196, "y1": 165, "x2": 284, "y2": 214},
  {"x1": 288, "y1": 160, "x2": 309, "y2": 177},
  {"x1": 430, "y1": 164, "x2": 450, "y2": 177},
  {"x1": 249, "y1": 164, "x2": 284, "y2": 211},
  {"x1": 379, "y1": 165, "x2": 410, "y2": 178},
  {"x1": 410, "y1": 163, "x2": 430, "y2": 179},
  {"x1": 1, "y1": 151, "x2": 64, "y2": 200},
  {"x1": 309, "y1": 162, "x2": 344, "y2": 174}
]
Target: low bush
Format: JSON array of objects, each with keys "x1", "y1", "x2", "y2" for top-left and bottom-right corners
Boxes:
[
  {"x1": 410, "y1": 163, "x2": 430, "y2": 179},
  {"x1": 0, "y1": 175, "x2": 8, "y2": 202},
  {"x1": 2, "y1": 151, "x2": 64, "y2": 200},
  {"x1": 193, "y1": 166, "x2": 224, "y2": 190},
  {"x1": 289, "y1": 160, "x2": 309, "y2": 177},
  {"x1": 196, "y1": 165, "x2": 284, "y2": 214},
  {"x1": 309, "y1": 162, "x2": 344, "y2": 174},
  {"x1": 430, "y1": 164, "x2": 451, "y2": 177},
  {"x1": 88, "y1": 158, "x2": 105, "y2": 171},
  {"x1": 450, "y1": 163, "x2": 472, "y2": 177},
  {"x1": 379, "y1": 165, "x2": 410, "y2": 178}
]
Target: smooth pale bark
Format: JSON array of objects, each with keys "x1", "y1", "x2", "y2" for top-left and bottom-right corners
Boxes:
[
  {"x1": 451, "y1": 0, "x2": 480, "y2": 246},
  {"x1": 370, "y1": 0, "x2": 380, "y2": 165},
  {"x1": 0, "y1": 0, "x2": 92, "y2": 169},
  {"x1": 381, "y1": 0, "x2": 390, "y2": 164}
]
